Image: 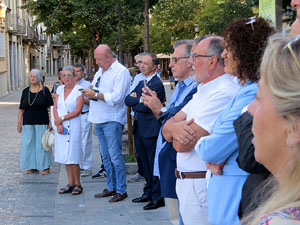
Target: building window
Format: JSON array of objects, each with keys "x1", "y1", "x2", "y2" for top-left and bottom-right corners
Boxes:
[{"x1": 0, "y1": 32, "x2": 4, "y2": 59}]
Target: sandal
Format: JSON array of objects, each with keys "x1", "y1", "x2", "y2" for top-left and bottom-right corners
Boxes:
[
  {"x1": 26, "y1": 169, "x2": 39, "y2": 174},
  {"x1": 72, "y1": 184, "x2": 83, "y2": 195},
  {"x1": 41, "y1": 168, "x2": 50, "y2": 175},
  {"x1": 59, "y1": 184, "x2": 73, "y2": 194}
]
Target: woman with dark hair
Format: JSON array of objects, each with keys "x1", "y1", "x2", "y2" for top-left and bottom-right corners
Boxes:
[
  {"x1": 195, "y1": 17, "x2": 274, "y2": 225},
  {"x1": 18, "y1": 69, "x2": 53, "y2": 174}
]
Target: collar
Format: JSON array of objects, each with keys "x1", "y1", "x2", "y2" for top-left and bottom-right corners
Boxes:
[
  {"x1": 146, "y1": 73, "x2": 157, "y2": 82},
  {"x1": 78, "y1": 78, "x2": 85, "y2": 85},
  {"x1": 182, "y1": 75, "x2": 194, "y2": 86}
]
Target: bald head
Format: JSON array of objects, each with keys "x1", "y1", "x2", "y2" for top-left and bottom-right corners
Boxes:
[{"x1": 94, "y1": 44, "x2": 115, "y2": 72}]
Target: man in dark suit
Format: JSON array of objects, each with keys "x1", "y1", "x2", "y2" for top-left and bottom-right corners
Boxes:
[{"x1": 125, "y1": 52, "x2": 166, "y2": 210}]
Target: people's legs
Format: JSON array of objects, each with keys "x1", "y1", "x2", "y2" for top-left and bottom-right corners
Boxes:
[
  {"x1": 80, "y1": 114, "x2": 93, "y2": 171},
  {"x1": 166, "y1": 198, "x2": 180, "y2": 225},
  {"x1": 95, "y1": 123, "x2": 115, "y2": 191},
  {"x1": 71, "y1": 164, "x2": 81, "y2": 185},
  {"x1": 20, "y1": 125, "x2": 36, "y2": 170},
  {"x1": 102, "y1": 122, "x2": 126, "y2": 194},
  {"x1": 176, "y1": 178, "x2": 209, "y2": 225},
  {"x1": 134, "y1": 134, "x2": 144, "y2": 176},
  {"x1": 65, "y1": 164, "x2": 74, "y2": 185},
  {"x1": 143, "y1": 136, "x2": 162, "y2": 201},
  {"x1": 134, "y1": 135, "x2": 152, "y2": 197}
]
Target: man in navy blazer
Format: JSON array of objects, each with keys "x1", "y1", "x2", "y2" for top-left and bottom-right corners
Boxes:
[
  {"x1": 125, "y1": 52, "x2": 166, "y2": 210},
  {"x1": 141, "y1": 40, "x2": 198, "y2": 224}
]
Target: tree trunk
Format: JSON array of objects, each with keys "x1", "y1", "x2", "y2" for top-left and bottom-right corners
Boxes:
[
  {"x1": 118, "y1": 1, "x2": 124, "y2": 64},
  {"x1": 144, "y1": 0, "x2": 149, "y2": 52}
]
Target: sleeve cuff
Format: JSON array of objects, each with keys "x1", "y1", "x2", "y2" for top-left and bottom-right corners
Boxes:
[{"x1": 103, "y1": 93, "x2": 114, "y2": 106}]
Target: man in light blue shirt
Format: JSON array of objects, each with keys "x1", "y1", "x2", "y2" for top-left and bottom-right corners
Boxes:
[{"x1": 142, "y1": 40, "x2": 197, "y2": 224}]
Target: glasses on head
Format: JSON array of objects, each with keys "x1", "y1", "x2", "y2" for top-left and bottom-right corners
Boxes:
[
  {"x1": 191, "y1": 53, "x2": 213, "y2": 62},
  {"x1": 62, "y1": 74, "x2": 72, "y2": 78},
  {"x1": 171, "y1": 56, "x2": 189, "y2": 64},
  {"x1": 283, "y1": 34, "x2": 300, "y2": 70}
]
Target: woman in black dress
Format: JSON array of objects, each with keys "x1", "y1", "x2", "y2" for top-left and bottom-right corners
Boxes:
[{"x1": 18, "y1": 69, "x2": 53, "y2": 174}]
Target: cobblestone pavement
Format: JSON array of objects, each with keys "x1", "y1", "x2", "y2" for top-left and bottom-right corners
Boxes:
[{"x1": 0, "y1": 76, "x2": 173, "y2": 225}]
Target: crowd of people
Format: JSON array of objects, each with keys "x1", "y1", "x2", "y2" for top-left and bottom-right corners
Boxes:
[{"x1": 17, "y1": 0, "x2": 300, "y2": 224}]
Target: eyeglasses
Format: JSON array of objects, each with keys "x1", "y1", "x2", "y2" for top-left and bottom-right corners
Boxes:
[
  {"x1": 62, "y1": 74, "x2": 72, "y2": 78},
  {"x1": 171, "y1": 56, "x2": 189, "y2": 64},
  {"x1": 283, "y1": 34, "x2": 300, "y2": 70},
  {"x1": 191, "y1": 53, "x2": 213, "y2": 62}
]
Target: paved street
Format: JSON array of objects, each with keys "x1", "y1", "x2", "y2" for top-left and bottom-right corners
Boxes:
[{"x1": 0, "y1": 75, "x2": 174, "y2": 225}]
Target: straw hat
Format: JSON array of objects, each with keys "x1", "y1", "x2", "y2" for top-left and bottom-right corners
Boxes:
[{"x1": 42, "y1": 129, "x2": 55, "y2": 152}]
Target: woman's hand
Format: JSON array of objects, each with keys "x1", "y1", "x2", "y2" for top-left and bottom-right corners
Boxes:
[
  {"x1": 49, "y1": 121, "x2": 53, "y2": 131},
  {"x1": 54, "y1": 117, "x2": 63, "y2": 126},
  {"x1": 57, "y1": 124, "x2": 63, "y2": 134},
  {"x1": 17, "y1": 122, "x2": 22, "y2": 133}
]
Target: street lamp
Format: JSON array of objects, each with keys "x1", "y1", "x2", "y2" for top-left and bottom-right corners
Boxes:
[
  {"x1": 170, "y1": 34, "x2": 174, "y2": 46},
  {"x1": 194, "y1": 22, "x2": 199, "y2": 38}
]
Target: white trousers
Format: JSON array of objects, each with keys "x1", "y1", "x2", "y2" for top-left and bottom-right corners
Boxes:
[
  {"x1": 79, "y1": 113, "x2": 93, "y2": 170},
  {"x1": 166, "y1": 198, "x2": 180, "y2": 225},
  {"x1": 176, "y1": 178, "x2": 210, "y2": 225}
]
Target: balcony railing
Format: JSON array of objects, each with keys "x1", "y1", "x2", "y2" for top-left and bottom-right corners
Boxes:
[{"x1": 7, "y1": 13, "x2": 20, "y2": 34}]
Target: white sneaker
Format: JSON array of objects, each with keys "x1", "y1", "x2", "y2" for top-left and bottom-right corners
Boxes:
[
  {"x1": 128, "y1": 173, "x2": 145, "y2": 183},
  {"x1": 81, "y1": 169, "x2": 92, "y2": 177}
]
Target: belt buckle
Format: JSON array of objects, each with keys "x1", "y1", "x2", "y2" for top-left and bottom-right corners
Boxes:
[{"x1": 179, "y1": 171, "x2": 183, "y2": 179}]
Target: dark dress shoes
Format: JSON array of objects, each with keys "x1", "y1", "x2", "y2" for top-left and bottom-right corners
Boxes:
[
  {"x1": 132, "y1": 195, "x2": 151, "y2": 203},
  {"x1": 109, "y1": 193, "x2": 128, "y2": 202},
  {"x1": 94, "y1": 189, "x2": 116, "y2": 198},
  {"x1": 143, "y1": 199, "x2": 165, "y2": 210}
]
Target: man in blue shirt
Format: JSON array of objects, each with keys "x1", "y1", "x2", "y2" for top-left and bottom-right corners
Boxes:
[{"x1": 141, "y1": 40, "x2": 197, "y2": 221}]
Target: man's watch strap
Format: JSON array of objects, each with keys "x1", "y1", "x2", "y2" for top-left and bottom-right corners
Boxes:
[
  {"x1": 94, "y1": 92, "x2": 98, "y2": 100},
  {"x1": 61, "y1": 116, "x2": 65, "y2": 121}
]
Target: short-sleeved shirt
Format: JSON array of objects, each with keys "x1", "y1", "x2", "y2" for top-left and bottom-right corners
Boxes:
[
  {"x1": 177, "y1": 74, "x2": 239, "y2": 172},
  {"x1": 19, "y1": 86, "x2": 53, "y2": 125}
]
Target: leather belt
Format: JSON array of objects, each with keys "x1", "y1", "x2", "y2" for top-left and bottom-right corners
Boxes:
[
  {"x1": 81, "y1": 111, "x2": 89, "y2": 115},
  {"x1": 175, "y1": 169, "x2": 206, "y2": 179}
]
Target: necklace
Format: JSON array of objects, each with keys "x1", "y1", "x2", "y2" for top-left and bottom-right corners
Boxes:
[{"x1": 28, "y1": 85, "x2": 40, "y2": 106}]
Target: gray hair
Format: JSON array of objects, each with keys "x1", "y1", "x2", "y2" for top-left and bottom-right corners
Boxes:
[
  {"x1": 206, "y1": 37, "x2": 225, "y2": 66},
  {"x1": 62, "y1": 66, "x2": 75, "y2": 76},
  {"x1": 29, "y1": 69, "x2": 42, "y2": 83},
  {"x1": 173, "y1": 40, "x2": 193, "y2": 57},
  {"x1": 134, "y1": 52, "x2": 147, "y2": 60}
]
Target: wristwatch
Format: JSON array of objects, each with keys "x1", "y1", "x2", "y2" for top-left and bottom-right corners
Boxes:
[
  {"x1": 61, "y1": 116, "x2": 65, "y2": 121},
  {"x1": 94, "y1": 92, "x2": 98, "y2": 100},
  {"x1": 160, "y1": 107, "x2": 167, "y2": 114}
]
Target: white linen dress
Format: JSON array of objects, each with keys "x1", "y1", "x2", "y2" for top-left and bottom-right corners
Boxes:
[{"x1": 54, "y1": 85, "x2": 82, "y2": 164}]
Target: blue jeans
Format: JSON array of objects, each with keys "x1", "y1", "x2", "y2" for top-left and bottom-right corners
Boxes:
[{"x1": 95, "y1": 122, "x2": 126, "y2": 194}]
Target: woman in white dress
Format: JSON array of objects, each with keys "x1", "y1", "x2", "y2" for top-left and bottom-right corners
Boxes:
[{"x1": 53, "y1": 66, "x2": 84, "y2": 195}]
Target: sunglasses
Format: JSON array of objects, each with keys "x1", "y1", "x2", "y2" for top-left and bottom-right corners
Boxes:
[
  {"x1": 171, "y1": 56, "x2": 189, "y2": 64},
  {"x1": 283, "y1": 34, "x2": 300, "y2": 70}
]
